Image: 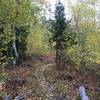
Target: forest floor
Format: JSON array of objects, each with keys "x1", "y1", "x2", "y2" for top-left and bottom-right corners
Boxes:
[{"x1": 0, "y1": 55, "x2": 100, "y2": 100}]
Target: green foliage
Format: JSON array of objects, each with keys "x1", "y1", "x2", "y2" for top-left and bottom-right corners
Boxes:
[
  {"x1": 51, "y1": 1, "x2": 66, "y2": 43},
  {"x1": 49, "y1": 1, "x2": 67, "y2": 69},
  {"x1": 0, "y1": 23, "x2": 11, "y2": 66},
  {"x1": 14, "y1": 25, "x2": 29, "y2": 58},
  {"x1": 49, "y1": 1, "x2": 77, "y2": 69},
  {"x1": 72, "y1": 1, "x2": 95, "y2": 62},
  {"x1": 0, "y1": 0, "x2": 40, "y2": 65},
  {"x1": 27, "y1": 24, "x2": 51, "y2": 55}
]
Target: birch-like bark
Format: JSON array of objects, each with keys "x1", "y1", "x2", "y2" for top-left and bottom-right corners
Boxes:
[
  {"x1": 12, "y1": 22, "x2": 19, "y2": 61},
  {"x1": 12, "y1": 40, "x2": 18, "y2": 59}
]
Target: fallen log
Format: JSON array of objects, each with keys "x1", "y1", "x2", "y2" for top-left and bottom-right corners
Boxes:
[
  {"x1": 14, "y1": 96, "x2": 24, "y2": 100},
  {"x1": 79, "y1": 86, "x2": 89, "y2": 100},
  {"x1": 73, "y1": 83, "x2": 100, "y2": 92}
]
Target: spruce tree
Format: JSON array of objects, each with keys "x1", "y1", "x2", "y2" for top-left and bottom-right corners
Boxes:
[
  {"x1": 49, "y1": 0, "x2": 76, "y2": 69},
  {"x1": 50, "y1": 1, "x2": 66, "y2": 69}
]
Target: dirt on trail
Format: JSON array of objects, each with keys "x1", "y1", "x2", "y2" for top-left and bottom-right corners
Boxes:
[{"x1": 35, "y1": 63, "x2": 68, "y2": 100}]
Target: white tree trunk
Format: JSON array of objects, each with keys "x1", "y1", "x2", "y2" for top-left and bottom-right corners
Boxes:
[
  {"x1": 12, "y1": 40, "x2": 18, "y2": 59},
  {"x1": 12, "y1": 22, "x2": 19, "y2": 64}
]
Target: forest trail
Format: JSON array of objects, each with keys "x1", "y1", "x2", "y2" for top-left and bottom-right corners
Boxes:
[{"x1": 35, "y1": 63, "x2": 68, "y2": 100}]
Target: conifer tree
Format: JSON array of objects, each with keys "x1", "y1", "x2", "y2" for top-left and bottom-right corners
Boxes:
[
  {"x1": 49, "y1": 1, "x2": 66, "y2": 69},
  {"x1": 49, "y1": 0, "x2": 76, "y2": 69}
]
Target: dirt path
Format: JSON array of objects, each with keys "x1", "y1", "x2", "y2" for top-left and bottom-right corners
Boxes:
[{"x1": 35, "y1": 63, "x2": 67, "y2": 100}]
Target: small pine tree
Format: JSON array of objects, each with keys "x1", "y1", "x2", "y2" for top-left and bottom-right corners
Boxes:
[
  {"x1": 50, "y1": 1, "x2": 67, "y2": 69},
  {"x1": 49, "y1": 0, "x2": 76, "y2": 69}
]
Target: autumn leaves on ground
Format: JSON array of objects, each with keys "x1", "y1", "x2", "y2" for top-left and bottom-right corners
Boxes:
[{"x1": 0, "y1": 55, "x2": 99, "y2": 100}]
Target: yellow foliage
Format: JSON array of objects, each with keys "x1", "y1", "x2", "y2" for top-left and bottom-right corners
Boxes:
[{"x1": 27, "y1": 25, "x2": 51, "y2": 55}]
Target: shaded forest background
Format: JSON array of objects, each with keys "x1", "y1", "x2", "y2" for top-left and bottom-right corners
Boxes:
[{"x1": 0, "y1": 0, "x2": 100, "y2": 99}]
